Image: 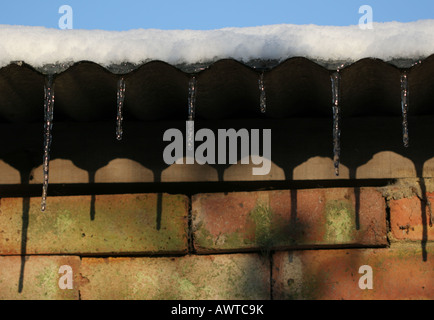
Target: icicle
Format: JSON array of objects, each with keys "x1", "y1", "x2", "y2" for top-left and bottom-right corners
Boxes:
[
  {"x1": 116, "y1": 77, "x2": 126, "y2": 141},
  {"x1": 331, "y1": 71, "x2": 341, "y2": 176},
  {"x1": 187, "y1": 76, "x2": 197, "y2": 152},
  {"x1": 258, "y1": 72, "x2": 266, "y2": 113},
  {"x1": 411, "y1": 60, "x2": 422, "y2": 68},
  {"x1": 401, "y1": 72, "x2": 409, "y2": 148},
  {"x1": 41, "y1": 75, "x2": 55, "y2": 212}
]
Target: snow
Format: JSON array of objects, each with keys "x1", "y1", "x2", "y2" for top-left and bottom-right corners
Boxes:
[{"x1": 0, "y1": 20, "x2": 433, "y2": 70}]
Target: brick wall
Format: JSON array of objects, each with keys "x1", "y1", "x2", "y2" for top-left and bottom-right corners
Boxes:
[{"x1": 0, "y1": 179, "x2": 432, "y2": 300}]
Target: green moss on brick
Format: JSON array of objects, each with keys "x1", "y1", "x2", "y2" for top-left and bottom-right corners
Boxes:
[
  {"x1": 2, "y1": 194, "x2": 189, "y2": 255},
  {"x1": 194, "y1": 222, "x2": 214, "y2": 249},
  {"x1": 249, "y1": 201, "x2": 273, "y2": 248},
  {"x1": 324, "y1": 200, "x2": 355, "y2": 243},
  {"x1": 36, "y1": 266, "x2": 59, "y2": 298},
  {"x1": 249, "y1": 201, "x2": 296, "y2": 251},
  {"x1": 195, "y1": 225, "x2": 248, "y2": 251},
  {"x1": 55, "y1": 210, "x2": 75, "y2": 235},
  {"x1": 195, "y1": 199, "x2": 297, "y2": 252}
]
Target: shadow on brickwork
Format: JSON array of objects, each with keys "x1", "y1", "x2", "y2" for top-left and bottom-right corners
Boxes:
[{"x1": 0, "y1": 116, "x2": 432, "y2": 277}]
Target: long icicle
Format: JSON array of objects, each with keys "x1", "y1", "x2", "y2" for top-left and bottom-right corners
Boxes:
[
  {"x1": 116, "y1": 77, "x2": 126, "y2": 141},
  {"x1": 401, "y1": 71, "x2": 409, "y2": 148},
  {"x1": 331, "y1": 71, "x2": 341, "y2": 176},
  {"x1": 258, "y1": 72, "x2": 266, "y2": 113},
  {"x1": 41, "y1": 75, "x2": 55, "y2": 212},
  {"x1": 187, "y1": 76, "x2": 196, "y2": 152}
]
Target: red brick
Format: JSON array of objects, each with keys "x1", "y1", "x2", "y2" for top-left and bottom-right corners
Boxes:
[
  {"x1": 0, "y1": 194, "x2": 188, "y2": 255},
  {"x1": 80, "y1": 254, "x2": 270, "y2": 300},
  {"x1": 389, "y1": 193, "x2": 434, "y2": 241},
  {"x1": 272, "y1": 243, "x2": 434, "y2": 300},
  {"x1": 0, "y1": 256, "x2": 80, "y2": 300},
  {"x1": 192, "y1": 188, "x2": 387, "y2": 253}
]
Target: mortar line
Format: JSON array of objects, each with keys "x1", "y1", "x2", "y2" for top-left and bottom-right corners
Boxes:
[
  {"x1": 269, "y1": 251, "x2": 274, "y2": 300},
  {"x1": 0, "y1": 244, "x2": 391, "y2": 259},
  {"x1": 384, "y1": 197, "x2": 392, "y2": 247},
  {"x1": 0, "y1": 179, "x2": 396, "y2": 198},
  {"x1": 187, "y1": 194, "x2": 195, "y2": 254}
]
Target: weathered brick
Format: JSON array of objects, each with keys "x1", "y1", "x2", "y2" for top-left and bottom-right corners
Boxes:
[
  {"x1": 79, "y1": 253, "x2": 270, "y2": 300},
  {"x1": 0, "y1": 256, "x2": 80, "y2": 300},
  {"x1": 0, "y1": 193, "x2": 188, "y2": 255},
  {"x1": 272, "y1": 243, "x2": 434, "y2": 300},
  {"x1": 389, "y1": 193, "x2": 434, "y2": 241},
  {"x1": 192, "y1": 188, "x2": 387, "y2": 253}
]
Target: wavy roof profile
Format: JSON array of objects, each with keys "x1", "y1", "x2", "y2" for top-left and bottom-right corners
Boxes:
[
  {"x1": 0, "y1": 21, "x2": 434, "y2": 123},
  {"x1": 1, "y1": 21, "x2": 434, "y2": 71}
]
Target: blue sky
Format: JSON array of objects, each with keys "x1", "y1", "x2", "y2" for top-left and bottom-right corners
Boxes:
[{"x1": 0, "y1": 0, "x2": 433, "y2": 30}]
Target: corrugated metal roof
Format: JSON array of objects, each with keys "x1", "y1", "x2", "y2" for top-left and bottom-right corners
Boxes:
[{"x1": 1, "y1": 55, "x2": 433, "y2": 123}]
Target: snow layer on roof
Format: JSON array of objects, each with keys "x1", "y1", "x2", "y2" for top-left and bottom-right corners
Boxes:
[{"x1": 1, "y1": 20, "x2": 434, "y2": 69}]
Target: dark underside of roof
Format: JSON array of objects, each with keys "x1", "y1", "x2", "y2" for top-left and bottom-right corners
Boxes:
[{"x1": 1, "y1": 55, "x2": 434, "y2": 124}]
